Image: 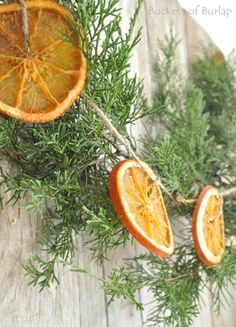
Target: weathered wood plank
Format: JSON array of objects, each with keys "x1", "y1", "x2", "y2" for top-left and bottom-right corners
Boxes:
[
  {"x1": 75, "y1": 236, "x2": 107, "y2": 327},
  {"x1": 185, "y1": 8, "x2": 222, "y2": 66},
  {"x1": 0, "y1": 162, "x2": 107, "y2": 327},
  {"x1": 213, "y1": 293, "x2": 236, "y2": 327},
  {"x1": 104, "y1": 244, "x2": 142, "y2": 327}
]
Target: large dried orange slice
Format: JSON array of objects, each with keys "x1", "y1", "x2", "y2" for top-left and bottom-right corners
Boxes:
[
  {"x1": 109, "y1": 160, "x2": 174, "y2": 257},
  {"x1": 0, "y1": 0, "x2": 87, "y2": 122},
  {"x1": 192, "y1": 185, "x2": 225, "y2": 266}
]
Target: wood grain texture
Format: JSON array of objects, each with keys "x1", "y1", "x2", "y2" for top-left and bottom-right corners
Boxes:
[
  {"x1": 0, "y1": 0, "x2": 234, "y2": 326},
  {"x1": 0, "y1": 162, "x2": 107, "y2": 327}
]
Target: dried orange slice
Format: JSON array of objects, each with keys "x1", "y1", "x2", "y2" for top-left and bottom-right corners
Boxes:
[
  {"x1": 192, "y1": 185, "x2": 225, "y2": 266},
  {"x1": 109, "y1": 160, "x2": 174, "y2": 257},
  {"x1": 0, "y1": 0, "x2": 87, "y2": 122}
]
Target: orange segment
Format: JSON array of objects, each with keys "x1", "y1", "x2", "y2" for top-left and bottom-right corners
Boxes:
[
  {"x1": 28, "y1": 9, "x2": 42, "y2": 38},
  {"x1": 0, "y1": 31, "x2": 23, "y2": 57},
  {"x1": 109, "y1": 159, "x2": 174, "y2": 257},
  {"x1": 36, "y1": 60, "x2": 79, "y2": 103},
  {"x1": 30, "y1": 8, "x2": 70, "y2": 52},
  {"x1": 19, "y1": 61, "x2": 56, "y2": 113},
  {"x1": 192, "y1": 185, "x2": 225, "y2": 266},
  {"x1": 0, "y1": 10, "x2": 25, "y2": 51},
  {"x1": 0, "y1": 56, "x2": 21, "y2": 78},
  {"x1": 39, "y1": 41, "x2": 83, "y2": 71},
  {"x1": 0, "y1": 64, "x2": 23, "y2": 106},
  {"x1": 203, "y1": 195, "x2": 224, "y2": 256},
  {"x1": 0, "y1": 0, "x2": 87, "y2": 122}
]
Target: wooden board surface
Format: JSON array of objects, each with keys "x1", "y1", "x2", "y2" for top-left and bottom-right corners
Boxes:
[{"x1": 0, "y1": 1, "x2": 234, "y2": 326}]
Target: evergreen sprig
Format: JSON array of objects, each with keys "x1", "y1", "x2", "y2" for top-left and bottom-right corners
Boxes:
[
  {"x1": 0, "y1": 1, "x2": 236, "y2": 327},
  {"x1": 102, "y1": 33, "x2": 236, "y2": 326},
  {"x1": 145, "y1": 32, "x2": 216, "y2": 198},
  {"x1": 145, "y1": 84, "x2": 214, "y2": 197},
  {"x1": 104, "y1": 245, "x2": 236, "y2": 327},
  {"x1": 0, "y1": 0, "x2": 145, "y2": 282}
]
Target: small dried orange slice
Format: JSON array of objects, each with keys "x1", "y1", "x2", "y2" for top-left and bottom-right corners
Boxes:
[
  {"x1": 0, "y1": 0, "x2": 87, "y2": 122},
  {"x1": 109, "y1": 159, "x2": 174, "y2": 257},
  {"x1": 192, "y1": 185, "x2": 225, "y2": 266}
]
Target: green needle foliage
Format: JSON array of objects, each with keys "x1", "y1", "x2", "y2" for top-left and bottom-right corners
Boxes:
[
  {"x1": 145, "y1": 32, "x2": 217, "y2": 198},
  {"x1": 0, "y1": 1, "x2": 236, "y2": 326},
  {"x1": 0, "y1": 0, "x2": 145, "y2": 284},
  {"x1": 144, "y1": 32, "x2": 236, "y2": 200},
  {"x1": 104, "y1": 245, "x2": 236, "y2": 327},
  {"x1": 102, "y1": 33, "x2": 236, "y2": 326}
]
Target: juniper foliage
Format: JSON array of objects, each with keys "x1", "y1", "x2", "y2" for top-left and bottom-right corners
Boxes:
[
  {"x1": 0, "y1": 0, "x2": 144, "y2": 282},
  {"x1": 103, "y1": 34, "x2": 236, "y2": 326},
  {"x1": 0, "y1": 1, "x2": 236, "y2": 327},
  {"x1": 104, "y1": 245, "x2": 236, "y2": 327}
]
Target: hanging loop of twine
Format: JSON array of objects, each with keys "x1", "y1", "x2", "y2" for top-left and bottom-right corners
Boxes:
[{"x1": 18, "y1": 0, "x2": 30, "y2": 52}]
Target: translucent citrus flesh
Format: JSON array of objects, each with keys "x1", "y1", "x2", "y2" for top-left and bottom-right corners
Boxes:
[
  {"x1": 0, "y1": 2, "x2": 85, "y2": 119},
  {"x1": 123, "y1": 166, "x2": 171, "y2": 248},
  {"x1": 203, "y1": 195, "x2": 224, "y2": 256}
]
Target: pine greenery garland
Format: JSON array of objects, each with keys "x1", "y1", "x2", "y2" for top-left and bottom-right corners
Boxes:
[
  {"x1": 0, "y1": 1, "x2": 236, "y2": 326},
  {"x1": 103, "y1": 33, "x2": 236, "y2": 326}
]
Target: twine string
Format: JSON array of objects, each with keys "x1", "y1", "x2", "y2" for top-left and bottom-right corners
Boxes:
[
  {"x1": 17, "y1": 0, "x2": 236, "y2": 204},
  {"x1": 82, "y1": 93, "x2": 174, "y2": 198},
  {"x1": 83, "y1": 92, "x2": 236, "y2": 204},
  {"x1": 83, "y1": 92, "x2": 186, "y2": 202},
  {"x1": 220, "y1": 187, "x2": 236, "y2": 197},
  {"x1": 18, "y1": 0, "x2": 30, "y2": 52},
  {"x1": 15, "y1": 0, "x2": 175, "y2": 200}
]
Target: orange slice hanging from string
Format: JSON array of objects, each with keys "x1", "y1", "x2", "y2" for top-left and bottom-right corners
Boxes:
[
  {"x1": 109, "y1": 159, "x2": 174, "y2": 257},
  {"x1": 0, "y1": 0, "x2": 87, "y2": 122},
  {"x1": 192, "y1": 185, "x2": 225, "y2": 266}
]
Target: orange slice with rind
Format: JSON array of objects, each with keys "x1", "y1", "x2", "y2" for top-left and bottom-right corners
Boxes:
[
  {"x1": 192, "y1": 185, "x2": 225, "y2": 266},
  {"x1": 109, "y1": 159, "x2": 174, "y2": 257},
  {"x1": 0, "y1": 0, "x2": 87, "y2": 122}
]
